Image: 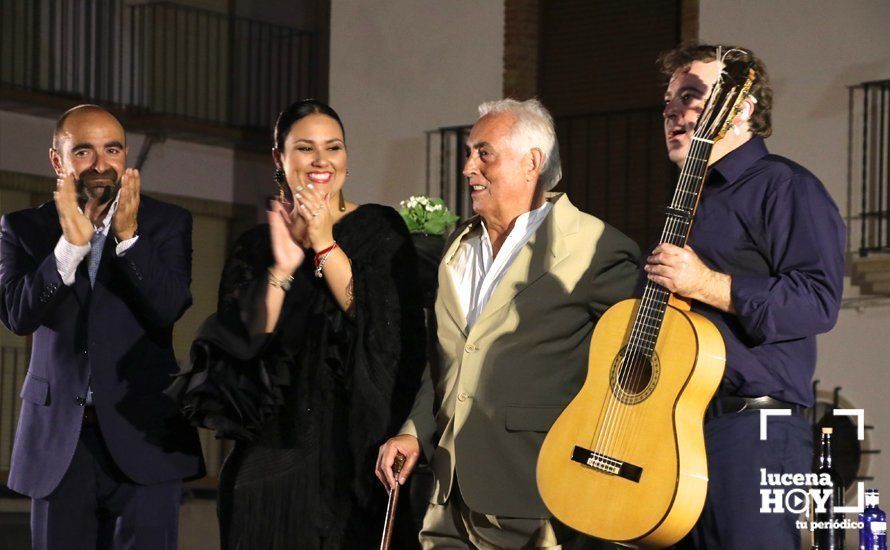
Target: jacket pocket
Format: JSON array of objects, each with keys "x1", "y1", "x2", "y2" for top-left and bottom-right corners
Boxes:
[
  {"x1": 20, "y1": 373, "x2": 50, "y2": 406},
  {"x1": 505, "y1": 405, "x2": 565, "y2": 432}
]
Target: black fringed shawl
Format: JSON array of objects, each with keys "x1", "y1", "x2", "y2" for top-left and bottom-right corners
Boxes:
[{"x1": 176, "y1": 204, "x2": 425, "y2": 548}]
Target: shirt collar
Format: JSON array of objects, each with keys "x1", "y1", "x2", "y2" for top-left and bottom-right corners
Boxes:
[
  {"x1": 710, "y1": 135, "x2": 769, "y2": 185},
  {"x1": 478, "y1": 200, "x2": 552, "y2": 242},
  {"x1": 95, "y1": 191, "x2": 121, "y2": 235}
]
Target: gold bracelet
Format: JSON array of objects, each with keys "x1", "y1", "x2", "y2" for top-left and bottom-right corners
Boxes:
[{"x1": 267, "y1": 268, "x2": 294, "y2": 291}]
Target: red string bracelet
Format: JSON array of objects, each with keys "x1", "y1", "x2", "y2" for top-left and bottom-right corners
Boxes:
[{"x1": 313, "y1": 242, "x2": 340, "y2": 266}]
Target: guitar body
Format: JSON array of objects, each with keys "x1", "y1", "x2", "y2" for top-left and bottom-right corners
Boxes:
[{"x1": 537, "y1": 299, "x2": 725, "y2": 547}]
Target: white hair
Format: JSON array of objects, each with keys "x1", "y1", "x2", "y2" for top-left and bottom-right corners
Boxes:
[{"x1": 477, "y1": 98, "x2": 562, "y2": 191}]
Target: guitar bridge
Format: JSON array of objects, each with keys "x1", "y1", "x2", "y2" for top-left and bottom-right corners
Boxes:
[{"x1": 571, "y1": 446, "x2": 643, "y2": 483}]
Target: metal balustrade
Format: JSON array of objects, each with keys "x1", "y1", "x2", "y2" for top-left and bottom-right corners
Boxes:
[
  {"x1": 849, "y1": 79, "x2": 890, "y2": 256},
  {"x1": 0, "y1": 0, "x2": 318, "y2": 133}
]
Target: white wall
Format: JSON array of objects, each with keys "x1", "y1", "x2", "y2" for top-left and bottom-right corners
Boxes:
[
  {"x1": 0, "y1": 110, "x2": 268, "y2": 208},
  {"x1": 328, "y1": 0, "x2": 503, "y2": 208},
  {"x1": 700, "y1": 0, "x2": 890, "y2": 505}
]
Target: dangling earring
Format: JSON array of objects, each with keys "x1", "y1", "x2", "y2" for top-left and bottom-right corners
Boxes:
[
  {"x1": 340, "y1": 168, "x2": 349, "y2": 211},
  {"x1": 274, "y1": 168, "x2": 286, "y2": 201}
]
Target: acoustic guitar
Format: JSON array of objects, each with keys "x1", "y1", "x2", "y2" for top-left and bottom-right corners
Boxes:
[{"x1": 537, "y1": 59, "x2": 756, "y2": 547}]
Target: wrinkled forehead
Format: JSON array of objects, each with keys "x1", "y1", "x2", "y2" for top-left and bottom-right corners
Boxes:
[{"x1": 468, "y1": 112, "x2": 515, "y2": 147}]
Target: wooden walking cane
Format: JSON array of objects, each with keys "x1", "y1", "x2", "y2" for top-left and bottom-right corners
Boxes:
[{"x1": 379, "y1": 453, "x2": 407, "y2": 550}]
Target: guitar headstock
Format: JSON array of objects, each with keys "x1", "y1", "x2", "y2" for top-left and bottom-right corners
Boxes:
[{"x1": 694, "y1": 55, "x2": 757, "y2": 143}]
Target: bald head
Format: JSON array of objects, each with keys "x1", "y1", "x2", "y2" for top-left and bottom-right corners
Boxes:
[{"x1": 52, "y1": 104, "x2": 125, "y2": 151}]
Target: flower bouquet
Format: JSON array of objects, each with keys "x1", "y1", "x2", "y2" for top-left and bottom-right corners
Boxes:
[{"x1": 398, "y1": 195, "x2": 459, "y2": 236}]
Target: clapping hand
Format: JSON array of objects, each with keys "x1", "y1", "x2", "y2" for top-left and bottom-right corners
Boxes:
[
  {"x1": 112, "y1": 168, "x2": 140, "y2": 240},
  {"x1": 54, "y1": 172, "x2": 94, "y2": 246},
  {"x1": 268, "y1": 200, "x2": 306, "y2": 276},
  {"x1": 294, "y1": 184, "x2": 335, "y2": 252}
]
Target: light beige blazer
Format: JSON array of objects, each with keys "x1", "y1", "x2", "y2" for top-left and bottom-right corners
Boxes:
[{"x1": 401, "y1": 192, "x2": 640, "y2": 518}]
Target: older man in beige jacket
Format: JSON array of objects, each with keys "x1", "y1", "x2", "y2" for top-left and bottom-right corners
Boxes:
[{"x1": 377, "y1": 98, "x2": 639, "y2": 548}]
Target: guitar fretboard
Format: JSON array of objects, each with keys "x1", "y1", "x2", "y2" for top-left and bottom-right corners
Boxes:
[{"x1": 627, "y1": 136, "x2": 713, "y2": 358}]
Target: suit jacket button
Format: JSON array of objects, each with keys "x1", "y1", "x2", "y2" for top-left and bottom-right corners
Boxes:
[
  {"x1": 457, "y1": 391, "x2": 468, "y2": 402},
  {"x1": 75, "y1": 396, "x2": 86, "y2": 406},
  {"x1": 81, "y1": 349, "x2": 88, "y2": 357},
  {"x1": 464, "y1": 343, "x2": 477, "y2": 354}
]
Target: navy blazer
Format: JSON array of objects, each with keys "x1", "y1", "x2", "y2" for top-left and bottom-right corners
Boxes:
[{"x1": 0, "y1": 195, "x2": 205, "y2": 498}]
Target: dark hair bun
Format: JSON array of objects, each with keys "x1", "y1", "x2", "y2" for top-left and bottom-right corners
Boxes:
[{"x1": 273, "y1": 99, "x2": 345, "y2": 151}]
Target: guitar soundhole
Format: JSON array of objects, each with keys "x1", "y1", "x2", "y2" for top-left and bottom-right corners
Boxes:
[{"x1": 609, "y1": 346, "x2": 660, "y2": 405}]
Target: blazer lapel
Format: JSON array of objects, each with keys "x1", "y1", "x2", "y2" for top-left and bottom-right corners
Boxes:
[
  {"x1": 471, "y1": 193, "x2": 576, "y2": 328},
  {"x1": 438, "y1": 221, "x2": 477, "y2": 337}
]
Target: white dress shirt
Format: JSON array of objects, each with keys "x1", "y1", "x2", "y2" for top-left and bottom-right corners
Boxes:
[
  {"x1": 449, "y1": 202, "x2": 552, "y2": 331},
  {"x1": 54, "y1": 193, "x2": 139, "y2": 286}
]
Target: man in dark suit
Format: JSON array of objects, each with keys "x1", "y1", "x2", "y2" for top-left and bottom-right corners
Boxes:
[{"x1": 0, "y1": 104, "x2": 205, "y2": 549}]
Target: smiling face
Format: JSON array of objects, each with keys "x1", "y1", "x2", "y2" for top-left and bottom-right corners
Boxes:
[
  {"x1": 50, "y1": 109, "x2": 128, "y2": 204},
  {"x1": 463, "y1": 112, "x2": 539, "y2": 226},
  {"x1": 274, "y1": 113, "x2": 346, "y2": 198}
]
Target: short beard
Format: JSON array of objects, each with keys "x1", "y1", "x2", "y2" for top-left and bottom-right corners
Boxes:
[{"x1": 76, "y1": 170, "x2": 120, "y2": 205}]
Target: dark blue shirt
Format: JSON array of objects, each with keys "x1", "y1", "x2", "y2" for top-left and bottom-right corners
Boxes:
[{"x1": 688, "y1": 136, "x2": 845, "y2": 407}]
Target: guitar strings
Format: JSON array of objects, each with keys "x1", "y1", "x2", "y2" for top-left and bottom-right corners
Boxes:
[
  {"x1": 601, "y1": 136, "x2": 705, "y2": 465},
  {"x1": 591, "y1": 140, "x2": 701, "y2": 460},
  {"x1": 618, "y1": 137, "x2": 707, "y2": 463},
  {"x1": 614, "y1": 140, "x2": 703, "y2": 461},
  {"x1": 590, "y1": 134, "x2": 709, "y2": 466}
]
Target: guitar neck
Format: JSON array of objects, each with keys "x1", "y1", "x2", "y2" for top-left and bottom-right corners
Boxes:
[{"x1": 629, "y1": 136, "x2": 714, "y2": 357}]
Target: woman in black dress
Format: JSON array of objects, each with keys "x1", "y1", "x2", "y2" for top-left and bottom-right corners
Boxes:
[{"x1": 177, "y1": 100, "x2": 425, "y2": 548}]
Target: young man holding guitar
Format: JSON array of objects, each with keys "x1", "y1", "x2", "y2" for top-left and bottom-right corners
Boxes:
[{"x1": 649, "y1": 43, "x2": 845, "y2": 548}]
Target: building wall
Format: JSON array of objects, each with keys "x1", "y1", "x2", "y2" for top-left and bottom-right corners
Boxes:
[
  {"x1": 700, "y1": 0, "x2": 890, "y2": 500},
  {"x1": 327, "y1": 0, "x2": 503, "y2": 208}
]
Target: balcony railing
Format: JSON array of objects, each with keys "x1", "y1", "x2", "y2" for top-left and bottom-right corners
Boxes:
[
  {"x1": 426, "y1": 106, "x2": 674, "y2": 248},
  {"x1": 0, "y1": 0, "x2": 318, "y2": 138},
  {"x1": 849, "y1": 79, "x2": 890, "y2": 256}
]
